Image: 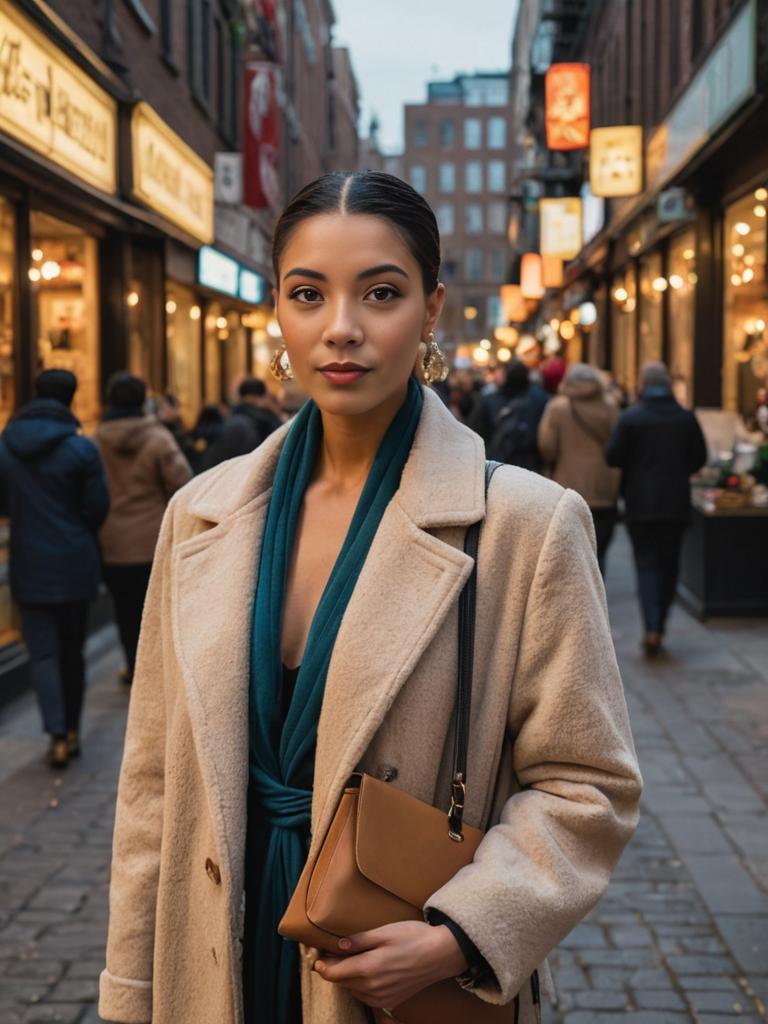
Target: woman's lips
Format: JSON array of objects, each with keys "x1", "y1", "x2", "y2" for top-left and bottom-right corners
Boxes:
[{"x1": 318, "y1": 366, "x2": 370, "y2": 385}]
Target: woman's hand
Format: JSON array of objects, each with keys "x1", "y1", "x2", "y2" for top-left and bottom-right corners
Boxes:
[{"x1": 314, "y1": 920, "x2": 469, "y2": 1011}]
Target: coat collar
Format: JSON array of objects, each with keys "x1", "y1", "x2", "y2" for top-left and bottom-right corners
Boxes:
[
  {"x1": 184, "y1": 386, "x2": 487, "y2": 530},
  {"x1": 171, "y1": 387, "x2": 486, "y2": 901}
]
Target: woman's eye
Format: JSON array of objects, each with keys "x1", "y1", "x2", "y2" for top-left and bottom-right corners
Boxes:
[
  {"x1": 367, "y1": 285, "x2": 400, "y2": 302},
  {"x1": 290, "y1": 286, "x2": 322, "y2": 303}
]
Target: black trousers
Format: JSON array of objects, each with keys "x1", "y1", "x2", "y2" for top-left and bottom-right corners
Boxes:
[
  {"x1": 21, "y1": 601, "x2": 89, "y2": 737},
  {"x1": 590, "y1": 507, "x2": 618, "y2": 576},
  {"x1": 627, "y1": 521, "x2": 686, "y2": 635},
  {"x1": 102, "y1": 563, "x2": 153, "y2": 676}
]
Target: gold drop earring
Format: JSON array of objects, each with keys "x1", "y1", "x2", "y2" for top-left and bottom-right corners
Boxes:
[
  {"x1": 421, "y1": 331, "x2": 449, "y2": 385},
  {"x1": 269, "y1": 343, "x2": 295, "y2": 382}
]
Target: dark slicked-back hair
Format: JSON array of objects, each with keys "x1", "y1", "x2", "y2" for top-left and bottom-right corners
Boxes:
[{"x1": 272, "y1": 171, "x2": 441, "y2": 295}]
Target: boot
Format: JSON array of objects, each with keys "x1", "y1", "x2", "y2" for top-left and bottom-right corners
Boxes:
[
  {"x1": 642, "y1": 631, "x2": 662, "y2": 658},
  {"x1": 46, "y1": 737, "x2": 68, "y2": 769},
  {"x1": 65, "y1": 731, "x2": 81, "y2": 758}
]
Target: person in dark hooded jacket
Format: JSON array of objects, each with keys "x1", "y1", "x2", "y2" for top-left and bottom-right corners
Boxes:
[
  {"x1": 0, "y1": 369, "x2": 110, "y2": 768},
  {"x1": 95, "y1": 373, "x2": 192, "y2": 685}
]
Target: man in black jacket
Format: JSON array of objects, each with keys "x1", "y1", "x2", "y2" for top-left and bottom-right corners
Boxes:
[
  {"x1": 199, "y1": 377, "x2": 282, "y2": 472},
  {"x1": 0, "y1": 370, "x2": 110, "y2": 767},
  {"x1": 605, "y1": 362, "x2": 707, "y2": 657}
]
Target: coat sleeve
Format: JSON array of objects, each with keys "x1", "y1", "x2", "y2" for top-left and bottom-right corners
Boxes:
[
  {"x1": 79, "y1": 440, "x2": 110, "y2": 532},
  {"x1": 424, "y1": 489, "x2": 642, "y2": 1005},
  {"x1": 99, "y1": 500, "x2": 177, "y2": 1023},
  {"x1": 687, "y1": 413, "x2": 708, "y2": 475},
  {"x1": 604, "y1": 415, "x2": 629, "y2": 468},
  {"x1": 536, "y1": 402, "x2": 559, "y2": 466},
  {"x1": 157, "y1": 433, "x2": 193, "y2": 500}
]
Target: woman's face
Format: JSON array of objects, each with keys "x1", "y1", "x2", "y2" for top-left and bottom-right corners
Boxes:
[{"x1": 274, "y1": 212, "x2": 444, "y2": 417}]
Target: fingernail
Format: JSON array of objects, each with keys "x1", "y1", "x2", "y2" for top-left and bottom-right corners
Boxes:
[{"x1": 338, "y1": 938, "x2": 351, "y2": 951}]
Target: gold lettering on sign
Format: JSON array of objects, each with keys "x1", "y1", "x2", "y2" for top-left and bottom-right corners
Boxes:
[
  {"x1": 131, "y1": 102, "x2": 214, "y2": 244},
  {"x1": 0, "y1": 3, "x2": 116, "y2": 192}
]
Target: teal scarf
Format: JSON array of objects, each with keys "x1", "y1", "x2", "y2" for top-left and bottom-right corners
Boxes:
[{"x1": 245, "y1": 377, "x2": 423, "y2": 1021}]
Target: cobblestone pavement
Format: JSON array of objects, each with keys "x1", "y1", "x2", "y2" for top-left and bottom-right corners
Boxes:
[{"x1": 0, "y1": 529, "x2": 766, "y2": 1024}]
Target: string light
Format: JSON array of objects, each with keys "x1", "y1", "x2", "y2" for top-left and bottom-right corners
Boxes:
[
  {"x1": 734, "y1": 222, "x2": 750, "y2": 236},
  {"x1": 189, "y1": 305, "x2": 201, "y2": 321},
  {"x1": 126, "y1": 290, "x2": 140, "y2": 307},
  {"x1": 668, "y1": 274, "x2": 684, "y2": 289},
  {"x1": 652, "y1": 276, "x2": 668, "y2": 292}
]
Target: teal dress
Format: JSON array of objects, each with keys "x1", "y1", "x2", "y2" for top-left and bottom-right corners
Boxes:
[{"x1": 243, "y1": 380, "x2": 423, "y2": 1022}]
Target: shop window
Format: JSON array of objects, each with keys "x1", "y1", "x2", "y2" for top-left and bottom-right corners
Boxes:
[
  {"x1": 610, "y1": 266, "x2": 637, "y2": 398},
  {"x1": 464, "y1": 118, "x2": 482, "y2": 150},
  {"x1": 166, "y1": 285, "x2": 202, "y2": 427},
  {"x1": 439, "y1": 119, "x2": 455, "y2": 146},
  {"x1": 204, "y1": 302, "x2": 224, "y2": 405},
  {"x1": 487, "y1": 117, "x2": 506, "y2": 149},
  {"x1": 465, "y1": 204, "x2": 483, "y2": 235},
  {"x1": 637, "y1": 250, "x2": 664, "y2": 368},
  {"x1": 438, "y1": 162, "x2": 455, "y2": 194},
  {"x1": 436, "y1": 203, "x2": 454, "y2": 236},
  {"x1": 223, "y1": 311, "x2": 248, "y2": 400},
  {"x1": 0, "y1": 198, "x2": 14, "y2": 431},
  {"x1": 722, "y1": 188, "x2": 768, "y2": 416},
  {"x1": 30, "y1": 211, "x2": 99, "y2": 433},
  {"x1": 667, "y1": 230, "x2": 696, "y2": 407},
  {"x1": 465, "y1": 161, "x2": 483, "y2": 194},
  {"x1": 409, "y1": 165, "x2": 427, "y2": 194}
]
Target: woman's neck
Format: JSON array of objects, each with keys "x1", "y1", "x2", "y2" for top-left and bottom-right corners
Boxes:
[{"x1": 315, "y1": 384, "x2": 409, "y2": 492}]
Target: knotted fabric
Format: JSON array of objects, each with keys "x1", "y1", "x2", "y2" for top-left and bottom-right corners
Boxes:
[{"x1": 244, "y1": 378, "x2": 423, "y2": 1021}]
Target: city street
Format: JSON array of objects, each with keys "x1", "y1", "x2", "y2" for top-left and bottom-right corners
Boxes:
[{"x1": 0, "y1": 529, "x2": 766, "y2": 1024}]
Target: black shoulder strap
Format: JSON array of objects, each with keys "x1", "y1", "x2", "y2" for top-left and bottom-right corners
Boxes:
[{"x1": 448, "y1": 460, "x2": 502, "y2": 841}]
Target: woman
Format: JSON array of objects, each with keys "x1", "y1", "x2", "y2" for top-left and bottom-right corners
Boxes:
[
  {"x1": 537, "y1": 363, "x2": 621, "y2": 574},
  {"x1": 99, "y1": 172, "x2": 641, "y2": 1024}
]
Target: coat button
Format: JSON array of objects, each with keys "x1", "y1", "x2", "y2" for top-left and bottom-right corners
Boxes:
[
  {"x1": 205, "y1": 858, "x2": 221, "y2": 885},
  {"x1": 380, "y1": 765, "x2": 398, "y2": 782}
]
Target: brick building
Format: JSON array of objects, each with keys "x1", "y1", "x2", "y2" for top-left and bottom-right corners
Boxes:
[
  {"x1": 509, "y1": 0, "x2": 768, "y2": 416},
  {"x1": 402, "y1": 73, "x2": 512, "y2": 356}
]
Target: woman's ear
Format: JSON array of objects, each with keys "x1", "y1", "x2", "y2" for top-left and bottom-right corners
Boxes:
[{"x1": 425, "y1": 282, "x2": 446, "y2": 335}]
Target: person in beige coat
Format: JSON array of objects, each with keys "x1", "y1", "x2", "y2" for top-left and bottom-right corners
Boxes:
[
  {"x1": 100, "y1": 172, "x2": 641, "y2": 1024},
  {"x1": 537, "y1": 363, "x2": 621, "y2": 574},
  {"x1": 95, "y1": 373, "x2": 192, "y2": 683}
]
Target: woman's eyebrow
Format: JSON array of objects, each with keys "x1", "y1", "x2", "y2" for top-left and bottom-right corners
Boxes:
[
  {"x1": 284, "y1": 267, "x2": 326, "y2": 281},
  {"x1": 283, "y1": 263, "x2": 410, "y2": 282}
]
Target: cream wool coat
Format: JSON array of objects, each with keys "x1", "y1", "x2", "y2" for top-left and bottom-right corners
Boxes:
[{"x1": 99, "y1": 387, "x2": 642, "y2": 1024}]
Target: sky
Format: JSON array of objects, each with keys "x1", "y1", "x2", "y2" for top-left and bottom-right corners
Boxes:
[{"x1": 331, "y1": 0, "x2": 520, "y2": 154}]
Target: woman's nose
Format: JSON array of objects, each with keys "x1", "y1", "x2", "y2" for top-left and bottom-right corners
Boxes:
[{"x1": 321, "y1": 299, "x2": 364, "y2": 347}]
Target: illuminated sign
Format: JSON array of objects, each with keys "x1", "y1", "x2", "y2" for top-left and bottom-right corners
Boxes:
[
  {"x1": 545, "y1": 63, "x2": 590, "y2": 150},
  {"x1": 198, "y1": 245, "x2": 267, "y2": 304},
  {"x1": 132, "y1": 102, "x2": 214, "y2": 243},
  {"x1": 0, "y1": 1, "x2": 117, "y2": 192},
  {"x1": 589, "y1": 125, "x2": 643, "y2": 198},
  {"x1": 520, "y1": 253, "x2": 545, "y2": 299},
  {"x1": 540, "y1": 197, "x2": 583, "y2": 260}
]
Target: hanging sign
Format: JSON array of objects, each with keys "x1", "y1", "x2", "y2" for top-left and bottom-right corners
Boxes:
[
  {"x1": 0, "y1": 1, "x2": 117, "y2": 192},
  {"x1": 545, "y1": 63, "x2": 590, "y2": 150},
  {"x1": 540, "y1": 197, "x2": 583, "y2": 260},
  {"x1": 243, "y1": 62, "x2": 281, "y2": 210},
  {"x1": 132, "y1": 102, "x2": 214, "y2": 242},
  {"x1": 500, "y1": 285, "x2": 527, "y2": 323},
  {"x1": 520, "y1": 253, "x2": 545, "y2": 299},
  {"x1": 589, "y1": 125, "x2": 643, "y2": 197}
]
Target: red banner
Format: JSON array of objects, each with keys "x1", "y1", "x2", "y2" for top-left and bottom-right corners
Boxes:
[
  {"x1": 545, "y1": 63, "x2": 590, "y2": 150},
  {"x1": 243, "y1": 63, "x2": 281, "y2": 211}
]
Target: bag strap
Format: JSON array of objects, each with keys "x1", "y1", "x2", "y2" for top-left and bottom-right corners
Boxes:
[{"x1": 448, "y1": 460, "x2": 502, "y2": 842}]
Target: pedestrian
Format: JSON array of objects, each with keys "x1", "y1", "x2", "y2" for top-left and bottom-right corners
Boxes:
[
  {"x1": 99, "y1": 171, "x2": 640, "y2": 1024},
  {"x1": 187, "y1": 403, "x2": 226, "y2": 474},
  {"x1": 157, "y1": 391, "x2": 195, "y2": 463},
  {"x1": 94, "y1": 372, "x2": 192, "y2": 684},
  {"x1": 538, "y1": 363, "x2": 620, "y2": 574},
  {"x1": 605, "y1": 361, "x2": 707, "y2": 657},
  {"x1": 752, "y1": 385, "x2": 768, "y2": 439},
  {"x1": 0, "y1": 370, "x2": 109, "y2": 768},
  {"x1": 468, "y1": 359, "x2": 545, "y2": 471},
  {"x1": 540, "y1": 353, "x2": 567, "y2": 396},
  {"x1": 199, "y1": 376, "x2": 282, "y2": 471}
]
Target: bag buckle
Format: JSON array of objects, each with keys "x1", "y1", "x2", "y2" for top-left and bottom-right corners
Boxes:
[{"x1": 448, "y1": 774, "x2": 466, "y2": 843}]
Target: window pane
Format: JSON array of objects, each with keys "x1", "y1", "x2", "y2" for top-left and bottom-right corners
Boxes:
[
  {"x1": 436, "y1": 203, "x2": 454, "y2": 235},
  {"x1": 487, "y1": 294, "x2": 502, "y2": 328},
  {"x1": 488, "y1": 160, "x2": 506, "y2": 193},
  {"x1": 464, "y1": 118, "x2": 482, "y2": 149},
  {"x1": 438, "y1": 162, "x2": 455, "y2": 193},
  {"x1": 722, "y1": 191, "x2": 767, "y2": 414},
  {"x1": 465, "y1": 204, "x2": 483, "y2": 235},
  {"x1": 30, "y1": 210, "x2": 100, "y2": 433},
  {"x1": 488, "y1": 117, "x2": 506, "y2": 149},
  {"x1": 413, "y1": 121, "x2": 428, "y2": 147},
  {"x1": 465, "y1": 161, "x2": 483, "y2": 193},
  {"x1": 166, "y1": 284, "x2": 202, "y2": 427},
  {"x1": 204, "y1": 303, "x2": 222, "y2": 403},
  {"x1": 638, "y1": 250, "x2": 664, "y2": 368},
  {"x1": 439, "y1": 119, "x2": 454, "y2": 146},
  {"x1": 489, "y1": 249, "x2": 506, "y2": 282},
  {"x1": 667, "y1": 230, "x2": 696, "y2": 407},
  {"x1": 0, "y1": 197, "x2": 15, "y2": 431},
  {"x1": 409, "y1": 165, "x2": 427, "y2": 193},
  {"x1": 610, "y1": 267, "x2": 637, "y2": 397},
  {"x1": 488, "y1": 201, "x2": 507, "y2": 234},
  {"x1": 464, "y1": 248, "x2": 484, "y2": 281}
]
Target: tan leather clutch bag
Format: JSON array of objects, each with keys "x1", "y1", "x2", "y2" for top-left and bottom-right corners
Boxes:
[{"x1": 279, "y1": 464, "x2": 520, "y2": 1022}]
